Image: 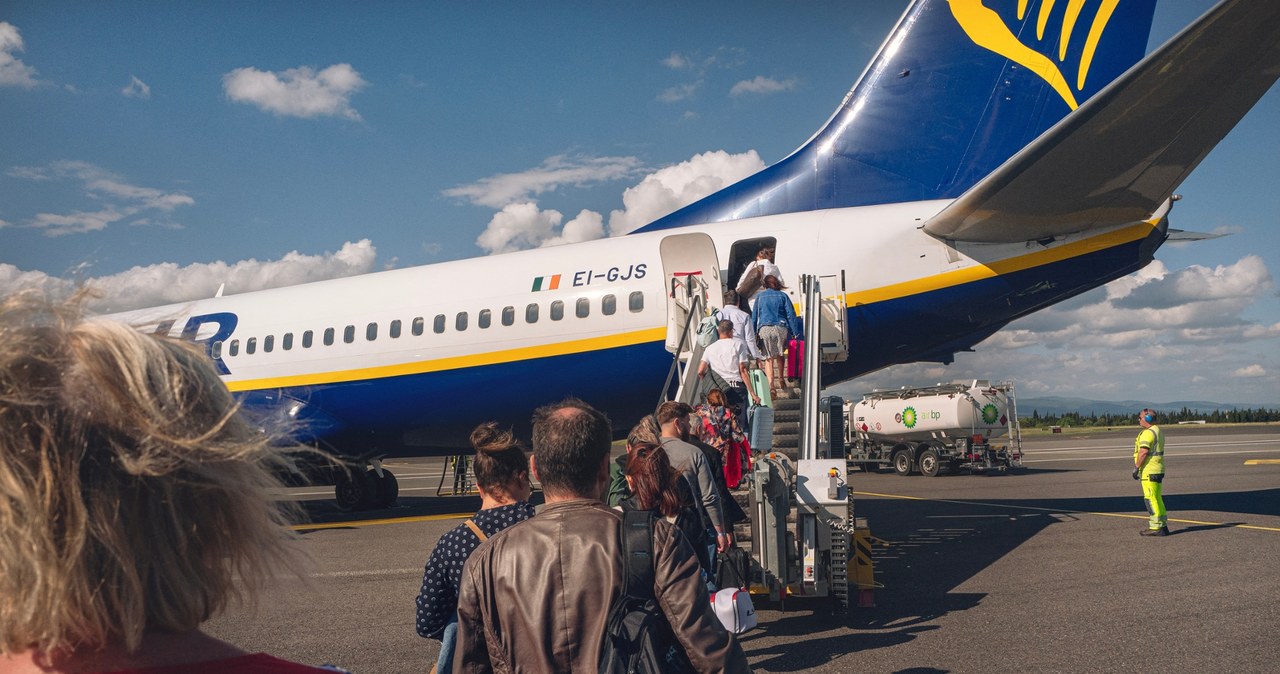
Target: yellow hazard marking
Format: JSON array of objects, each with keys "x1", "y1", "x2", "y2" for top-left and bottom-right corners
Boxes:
[
  {"x1": 853, "y1": 490, "x2": 1280, "y2": 534},
  {"x1": 292, "y1": 511, "x2": 472, "y2": 532},
  {"x1": 1245, "y1": 459, "x2": 1280, "y2": 465}
]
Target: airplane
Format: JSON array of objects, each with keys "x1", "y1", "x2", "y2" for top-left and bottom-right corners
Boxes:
[{"x1": 112, "y1": 0, "x2": 1280, "y2": 509}]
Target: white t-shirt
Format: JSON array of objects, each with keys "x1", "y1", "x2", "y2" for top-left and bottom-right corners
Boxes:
[{"x1": 702, "y1": 338, "x2": 751, "y2": 383}]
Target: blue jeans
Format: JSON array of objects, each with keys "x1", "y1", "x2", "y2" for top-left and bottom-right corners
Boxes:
[{"x1": 434, "y1": 615, "x2": 457, "y2": 673}]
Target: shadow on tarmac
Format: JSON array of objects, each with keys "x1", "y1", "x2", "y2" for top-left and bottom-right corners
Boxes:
[{"x1": 738, "y1": 486, "x2": 1279, "y2": 667}]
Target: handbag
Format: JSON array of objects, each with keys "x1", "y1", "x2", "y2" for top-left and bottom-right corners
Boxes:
[{"x1": 711, "y1": 587, "x2": 757, "y2": 634}]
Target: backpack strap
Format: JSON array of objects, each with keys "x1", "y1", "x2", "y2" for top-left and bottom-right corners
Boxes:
[
  {"x1": 621, "y1": 509, "x2": 656, "y2": 601},
  {"x1": 463, "y1": 518, "x2": 488, "y2": 542}
]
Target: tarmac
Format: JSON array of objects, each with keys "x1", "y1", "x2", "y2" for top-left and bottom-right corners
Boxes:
[{"x1": 204, "y1": 423, "x2": 1280, "y2": 673}]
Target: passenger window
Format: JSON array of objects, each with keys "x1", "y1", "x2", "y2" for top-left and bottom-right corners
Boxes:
[
  {"x1": 526, "y1": 303, "x2": 539, "y2": 323},
  {"x1": 390, "y1": 320, "x2": 402, "y2": 338},
  {"x1": 344, "y1": 325, "x2": 355, "y2": 344},
  {"x1": 456, "y1": 312, "x2": 468, "y2": 331},
  {"x1": 576, "y1": 298, "x2": 590, "y2": 318},
  {"x1": 212, "y1": 341, "x2": 223, "y2": 359},
  {"x1": 629, "y1": 291, "x2": 644, "y2": 312},
  {"x1": 412, "y1": 317, "x2": 425, "y2": 336},
  {"x1": 263, "y1": 335, "x2": 274, "y2": 353},
  {"x1": 302, "y1": 331, "x2": 313, "y2": 348},
  {"x1": 502, "y1": 306, "x2": 515, "y2": 326},
  {"x1": 283, "y1": 333, "x2": 294, "y2": 350},
  {"x1": 434, "y1": 314, "x2": 446, "y2": 334},
  {"x1": 479, "y1": 309, "x2": 492, "y2": 329},
  {"x1": 324, "y1": 328, "x2": 335, "y2": 346},
  {"x1": 550, "y1": 300, "x2": 564, "y2": 321},
  {"x1": 602, "y1": 294, "x2": 616, "y2": 316},
  {"x1": 229, "y1": 340, "x2": 239, "y2": 356},
  {"x1": 246, "y1": 337, "x2": 257, "y2": 355},
  {"x1": 366, "y1": 322, "x2": 377, "y2": 341}
]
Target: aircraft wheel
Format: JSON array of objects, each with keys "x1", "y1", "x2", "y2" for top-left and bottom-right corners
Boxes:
[
  {"x1": 335, "y1": 468, "x2": 375, "y2": 511},
  {"x1": 373, "y1": 470, "x2": 399, "y2": 508},
  {"x1": 919, "y1": 449, "x2": 941, "y2": 477},
  {"x1": 892, "y1": 449, "x2": 913, "y2": 476}
]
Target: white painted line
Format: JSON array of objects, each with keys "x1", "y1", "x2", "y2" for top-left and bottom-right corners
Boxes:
[{"x1": 1023, "y1": 448, "x2": 1280, "y2": 463}]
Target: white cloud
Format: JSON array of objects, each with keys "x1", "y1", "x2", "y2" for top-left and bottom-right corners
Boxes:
[
  {"x1": 606, "y1": 149, "x2": 765, "y2": 236},
  {"x1": 222, "y1": 63, "x2": 366, "y2": 120},
  {"x1": 657, "y1": 82, "x2": 700, "y2": 103},
  {"x1": 444, "y1": 154, "x2": 645, "y2": 209},
  {"x1": 1114, "y1": 255, "x2": 1272, "y2": 310},
  {"x1": 475, "y1": 202, "x2": 567, "y2": 255},
  {"x1": 730, "y1": 76, "x2": 797, "y2": 96},
  {"x1": 0, "y1": 22, "x2": 40, "y2": 88},
  {"x1": 0, "y1": 240, "x2": 379, "y2": 313},
  {"x1": 1232, "y1": 364, "x2": 1267, "y2": 378},
  {"x1": 122, "y1": 75, "x2": 151, "y2": 99},
  {"x1": 7, "y1": 161, "x2": 194, "y2": 236},
  {"x1": 663, "y1": 53, "x2": 692, "y2": 70}
]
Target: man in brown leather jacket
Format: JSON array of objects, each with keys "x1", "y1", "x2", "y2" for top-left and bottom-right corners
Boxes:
[{"x1": 455, "y1": 398, "x2": 750, "y2": 673}]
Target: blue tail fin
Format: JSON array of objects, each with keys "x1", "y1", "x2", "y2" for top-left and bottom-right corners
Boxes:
[{"x1": 635, "y1": 0, "x2": 1157, "y2": 233}]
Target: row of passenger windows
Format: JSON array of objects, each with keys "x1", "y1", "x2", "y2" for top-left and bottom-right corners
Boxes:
[{"x1": 214, "y1": 291, "x2": 645, "y2": 358}]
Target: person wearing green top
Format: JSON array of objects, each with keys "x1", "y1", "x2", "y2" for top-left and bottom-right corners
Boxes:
[{"x1": 1133, "y1": 408, "x2": 1168, "y2": 536}]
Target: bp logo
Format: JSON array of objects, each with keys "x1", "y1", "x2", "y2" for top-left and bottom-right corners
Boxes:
[
  {"x1": 901, "y1": 406, "x2": 918, "y2": 429},
  {"x1": 981, "y1": 403, "x2": 999, "y2": 425}
]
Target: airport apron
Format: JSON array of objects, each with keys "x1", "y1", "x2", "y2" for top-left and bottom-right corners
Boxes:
[{"x1": 1134, "y1": 426, "x2": 1166, "y2": 530}]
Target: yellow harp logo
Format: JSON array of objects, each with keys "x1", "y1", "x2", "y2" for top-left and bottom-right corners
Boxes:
[{"x1": 948, "y1": 0, "x2": 1123, "y2": 110}]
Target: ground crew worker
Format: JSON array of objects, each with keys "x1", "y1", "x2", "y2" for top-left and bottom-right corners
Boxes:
[{"x1": 1133, "y1": 408, "x2": 1168, "y2": 536}]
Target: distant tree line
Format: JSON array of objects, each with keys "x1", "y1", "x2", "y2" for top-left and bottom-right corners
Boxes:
[{"x1": 1020, "y1": 407, "x2": 1280, "y2": 428}]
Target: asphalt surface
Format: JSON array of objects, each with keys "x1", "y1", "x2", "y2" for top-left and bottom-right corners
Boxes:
[{"x1": 204, "y1": 424, "x2": 1280, "y2": 673}]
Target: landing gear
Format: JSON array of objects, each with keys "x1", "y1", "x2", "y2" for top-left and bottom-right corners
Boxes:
[
  {"x1": 335, "y1": 468, "x2": 375, "y2": 511},
  {"x1": 333, "y1": 459, "x2": 399, "y2": 511}
]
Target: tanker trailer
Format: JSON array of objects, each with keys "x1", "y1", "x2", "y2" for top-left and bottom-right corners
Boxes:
[{"x1": 844, "y1": 381, "x2": 1023, "y2": 476}]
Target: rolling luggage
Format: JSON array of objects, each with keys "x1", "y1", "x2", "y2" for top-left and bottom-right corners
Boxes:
[
  {"x1": 748, "y1": 367, "x2": 772, "y2": 408},
  {"x1": 786, "y1": 337, "x2": 804, "y2": 379},
  {"x1": 748, "y1": 404, "x2": 773, "y2": 452}
]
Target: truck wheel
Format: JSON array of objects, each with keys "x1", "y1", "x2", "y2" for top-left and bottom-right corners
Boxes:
[
  {"x1": 892, "y1": 449, "x2": 913, "y2": 476},
  {"x1": 919, "y1": 449, "x2": 941, "y2": 477}
]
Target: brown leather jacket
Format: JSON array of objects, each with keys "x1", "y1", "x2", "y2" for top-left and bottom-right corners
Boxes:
[{"x1": 454, "y1": 499, "x2": 749, "y2": 673}]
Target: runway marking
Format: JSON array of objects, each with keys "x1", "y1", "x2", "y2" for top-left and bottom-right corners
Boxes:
[
  {"x1": 853, "y1": 490, "x2": 1280, "y2": 533},
  {"x1": 308, "y1": 568, "x2": 421, "y2": 579},
  {"x1": 1028, "y1": 439, "x2": 1277, "y2": 453},
  {"x1": 1022, "y1": 448, "x2": 1280, "y2": 463},
  {"x1": 292, "y1": 511, "x2": 472, "y2": 531},
  {"x1": 1245, "y1": 459, "x2": 1280, "y2": 465}
]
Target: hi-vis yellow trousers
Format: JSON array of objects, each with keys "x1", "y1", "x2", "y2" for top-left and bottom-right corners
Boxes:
[{"x1": 1142, "y1": 476, "x2": 1166, "y2": 530}]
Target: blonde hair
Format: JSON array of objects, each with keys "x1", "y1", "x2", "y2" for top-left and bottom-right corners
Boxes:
[{"x1": 0, "y1": 290, "x2": 305, "y2": 655}]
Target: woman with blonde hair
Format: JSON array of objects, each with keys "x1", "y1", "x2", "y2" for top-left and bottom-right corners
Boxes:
[{"x1": 0, "y1": 290, "x2": 339, "y2": 673}]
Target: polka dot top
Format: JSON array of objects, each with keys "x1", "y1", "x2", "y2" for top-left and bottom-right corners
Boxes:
[{"x1": 414, "y1": 501, "x2": 535, "y2": 639}]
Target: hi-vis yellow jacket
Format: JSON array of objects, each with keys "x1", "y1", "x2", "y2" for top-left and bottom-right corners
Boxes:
[{"x1": 1134, "y1": 426, "x2": 1165, "y2": 477}]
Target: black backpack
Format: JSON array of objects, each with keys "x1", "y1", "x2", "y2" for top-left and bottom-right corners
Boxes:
[{"x1": 598, "y1": 510, "x2": 695, "y2": 674}]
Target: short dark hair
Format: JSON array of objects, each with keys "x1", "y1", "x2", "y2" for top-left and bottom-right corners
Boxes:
[
  {"x1": 530, "y1": 398, "x2": 612, "y2": 496},
  {"x1": 469, "y1": 422, "x2": 529, "y2": 495},
  {"x1": 717, "y1": 319, "x2": 734, "y2": 337},
  {"x1": 724, "y1": 289, "x2": 739, "y2": 305},
  {"x1": 655, "y1": 401, "x2": 693, "y2": 426}
]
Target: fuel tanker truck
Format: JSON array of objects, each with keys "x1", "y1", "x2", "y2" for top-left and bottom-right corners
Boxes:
[{"x1": 844, "y1": 381, "x2": 1023, "y2": 476}]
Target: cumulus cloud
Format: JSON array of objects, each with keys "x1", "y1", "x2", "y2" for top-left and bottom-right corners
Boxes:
[
  {"x1": 467, "y1": 149, "x2": 764, "y2": 253},
  {"x1": 730, "y1": 76, "x2": 797, "y2": 96},
  {"x1": 7, "y1": 161, "x2": 194, "y2": 236},
  {"x1": 444, "y1": 154, "x2": 645, "y2": 209},
  {"x1": 663, "y1": 53, "x2": 692, "y2": 70},
  {"x1": 0, "y1": 240, "x2": 379, "y2": 313},
  {"x1": 1232, "y1": 364, "x2": 1267, "y2": 378},
  {"x1": 122, "y1": 75, "x2": 151, "y2": 99},
  {"x1": 657, "y1": 82, "x2": 700, "y2": 103},
  {"x1": 1113, "y1": 255, "x2": 1272, "y2": 310},
  {"x1": 0, "y1": 22, "x2": 39, "y2": 88},
  {"x1": 222, "y1": 63, "x2": 367, "y2": 120},
  {"x1": 606, "y1": 149, "x2": 764, "y2": 236}
]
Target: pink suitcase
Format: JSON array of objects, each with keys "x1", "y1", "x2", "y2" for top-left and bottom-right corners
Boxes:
[{"x1": 786, "y1": 338, "x2": 804, "y2": 379}]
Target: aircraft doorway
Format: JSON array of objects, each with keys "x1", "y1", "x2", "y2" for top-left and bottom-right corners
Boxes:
[{"x1": 727, "y1": 236, "x2": 777, "y2": 307}]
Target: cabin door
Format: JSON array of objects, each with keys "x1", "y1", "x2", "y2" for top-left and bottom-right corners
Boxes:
[{"x1": 659, "y1": 232, "x2": 723, "y2": 354}]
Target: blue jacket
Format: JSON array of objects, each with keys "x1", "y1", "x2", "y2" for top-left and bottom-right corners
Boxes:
[{"x1": 753, "y1": 288, "x2": 796, "y2": 331}]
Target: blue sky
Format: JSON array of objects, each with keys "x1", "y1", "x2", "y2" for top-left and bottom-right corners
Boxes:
[{"x1": 2, "y1": 1, "x2": 1277, "y2": 405}]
